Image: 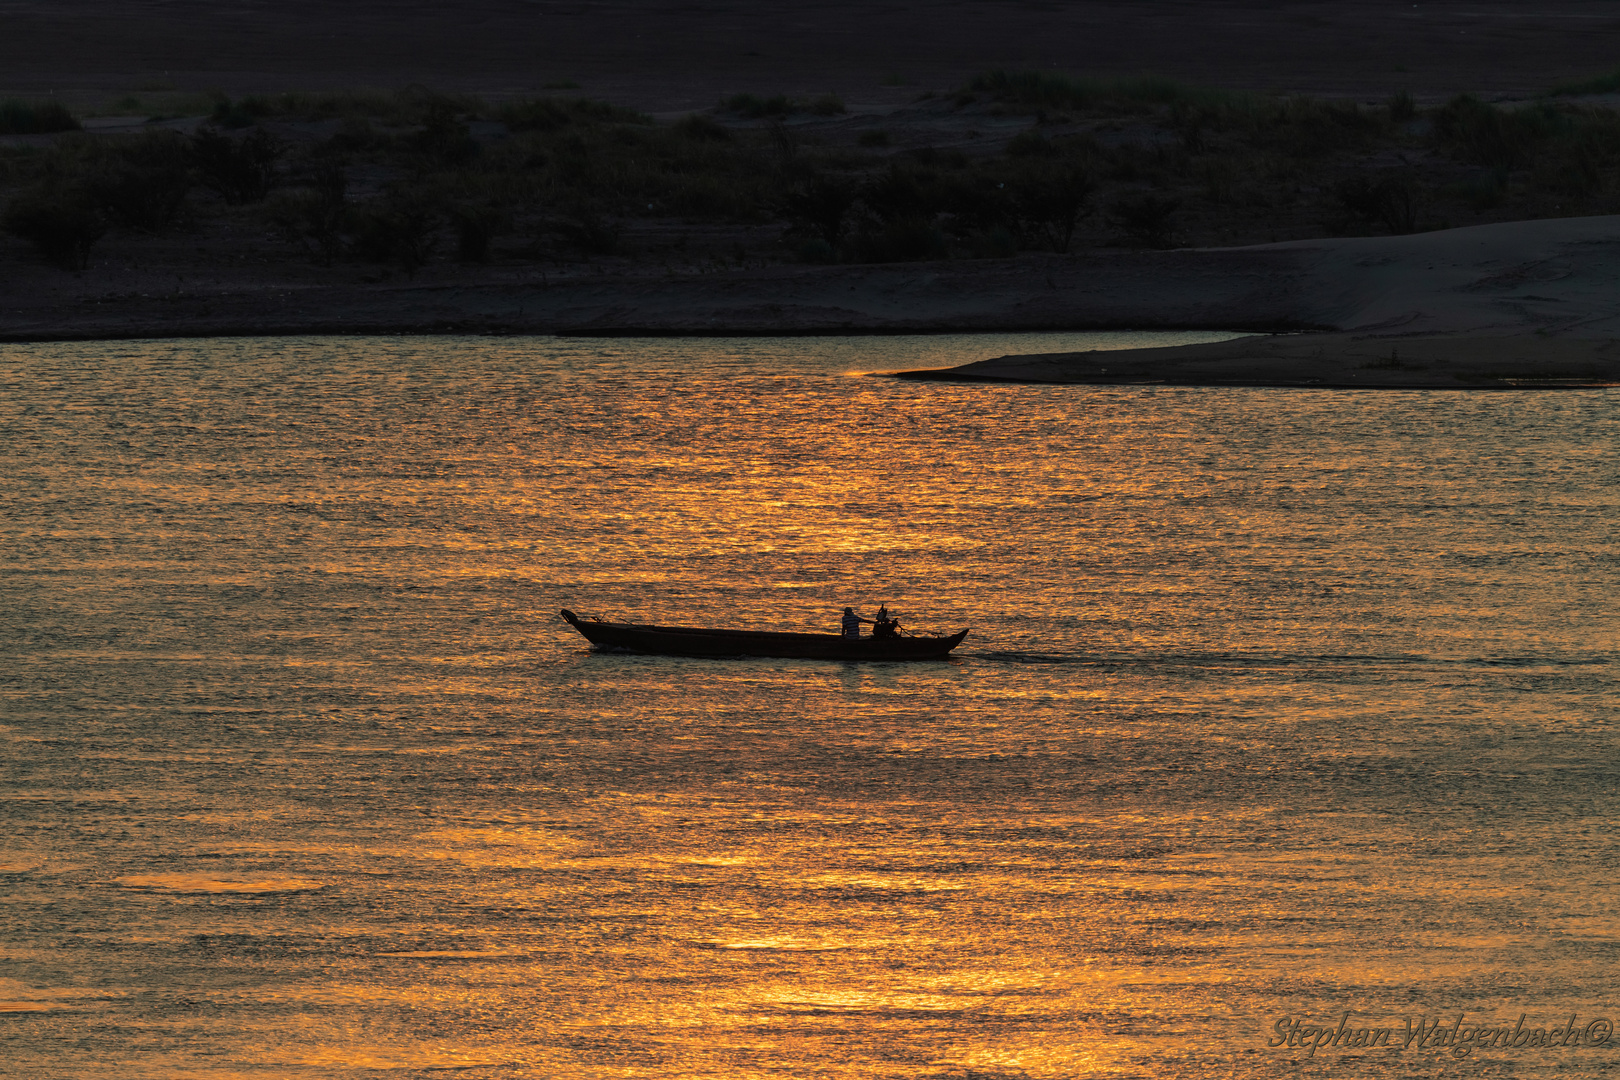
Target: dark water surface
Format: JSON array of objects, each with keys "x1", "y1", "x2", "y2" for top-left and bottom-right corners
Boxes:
[{"x1": 2, "y1": 334, "x2": 1617, "y2": 1079}]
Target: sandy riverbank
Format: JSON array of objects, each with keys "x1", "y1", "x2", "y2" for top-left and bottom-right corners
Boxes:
[
  {"x1": 9, "y1": 216, "x2": 1617, "y2": 359},
  {"x1": 892, "y1": 334, "x2": 1620, "y2": 388},
  {"x1": 884, "y1": 215, "x2": 1620, "y2": 387}
]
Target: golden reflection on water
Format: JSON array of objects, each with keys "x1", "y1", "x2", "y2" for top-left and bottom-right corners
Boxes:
[{"x1": 1, "y1": 334, "x2": 1617, "y2": 1078}]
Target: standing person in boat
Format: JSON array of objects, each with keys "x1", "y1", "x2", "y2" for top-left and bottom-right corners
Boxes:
[{"x1": 841, "y1": 606, "x2": 874, "y2": 639}]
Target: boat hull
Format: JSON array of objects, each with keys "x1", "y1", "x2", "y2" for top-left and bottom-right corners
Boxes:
[{"x1": 560, "y1": 610, "x2": 967, "y2": 660}]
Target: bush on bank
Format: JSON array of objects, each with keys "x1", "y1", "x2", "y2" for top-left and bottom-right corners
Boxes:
[{"x1": 0, "y1": 98, "x2": 79, "y2": 135}]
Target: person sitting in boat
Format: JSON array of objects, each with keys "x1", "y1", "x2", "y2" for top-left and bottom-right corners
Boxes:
[
  {"x1": 841, "y1": 607, "x2": 872, "y2": 639},
  {"x1": 872, "y1": 605, "x2": 901, "y2": 640}
]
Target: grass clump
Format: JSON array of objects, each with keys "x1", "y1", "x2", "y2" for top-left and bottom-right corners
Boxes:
[
  {"x1": 211, "y1": 87, "x2": 486, "y2": 127},
  {"x1": 964, "y1": 69, "x2": 1230, "y2": 112},
  {"x1": 674, "y1": 114, "x2": 733, "y2": 142},
  {"x1": 494, "y1": 97, "x2": 651, "y2": 131},
  {"x1": 722, "y1": 93, "x2": 794, "y2": 119},
  {"x1": 1432, "y1": 95, "x2": 1557, "y2": 171},
  {"x1": 0, "y1": 98, "x2": 80, "y2": 135},
  {"x1": 1549, "y1": 68, "x2": 1620, "y2": 98},
  {"x1": 720, "y1": 92, "x2": 844, "y2": 119}
]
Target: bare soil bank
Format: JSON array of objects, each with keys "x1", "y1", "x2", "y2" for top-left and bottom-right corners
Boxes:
[
  {"x1": 7, "y1": 215, "x2": 1616, "y2": 348},
  {"x1": 0, "y1": 247, "x2": 1312, "y2": 342},
  {"x1": 892, "y1": 334, "x2": 1620, "y2": 389}
]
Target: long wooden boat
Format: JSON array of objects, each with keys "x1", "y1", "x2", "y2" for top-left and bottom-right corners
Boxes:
[{"x1": 560, "y1": 609, "x2": 968, "y2": 661}]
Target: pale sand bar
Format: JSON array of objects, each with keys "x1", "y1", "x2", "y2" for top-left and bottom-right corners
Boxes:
[{"x1": 895, "y1": 216, "x2": 1620, "y2": 388}]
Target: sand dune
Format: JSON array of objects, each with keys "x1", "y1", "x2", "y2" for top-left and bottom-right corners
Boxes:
[{"x1": 1262, "y1": 215, "x2": 1620, "y2": 338}]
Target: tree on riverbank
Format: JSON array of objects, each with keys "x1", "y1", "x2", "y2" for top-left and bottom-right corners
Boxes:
[{"x1": 6, "y1": 74, "x2": 1620, "y2": 274}]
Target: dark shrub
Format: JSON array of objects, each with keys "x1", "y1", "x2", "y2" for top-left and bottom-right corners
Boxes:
[
  {"x1": 191, "y1": 128, "x2": 282, "y2": 203},
  {"x1": 408, "y1": 113, "x2": 481, "y2": 168},
  {"x1": 1337, "y1": 170, "x2": 1421, "y2": 233},
  {"x1": 907, "y1": 146, "x2": 968, "y2": 168},
  {"x1": 265, "y1": 163, "x2": 349, "y2": 265},
  {"x1": 847, "y1": 165, "x2": 949, "y2": 261},
  {"x1": 1373, "y1": 173, "x2": 1419, "y2": 233},
  {"x1": 396, "y1": 84, "x2": 484, "y2": 126},
  {"x1": 1005, "y1": 130, "x2": 1057, "y2": 158},
  {"x1": 722, "y1": 93, "x2": 793, "y2": 119},
  {"x1": 782, "y1": 175, "x2": 859, "y2": 246},
  {"x1": 1441, "y1": 169, "x2": 1508, "y2": 212},
  {"x1": 808, "y1": 94, "x2": 846, "y2": 116},
  {"x1": 963, "y1": 226, "x2": 1019, "y2": 259},
  {"x1": 853, "y1": 219, "x2": 948, "y2": 262},
  {"x1": 267, "y1": 189, "x2": 347, "y2": 265},
  {"x1": 495, "y1": 97, "x2": 651, "y2": 132},
  {"x1": 1108, "y1": 191, "x2": 1181, "y2": 248},
  {"x1": 0, "y1": 98, "x2": 80, "y2": 135},
  {"x1": 1432, "y1": 95, "x2": 1554, "y2": 171},
  {"x1": 87, "y1": 132, "x2": 193, "y2": 230},
  {"x1": 859, "y1": 164, "x2": 939, "y2": 225},
  {"x1": 209, "y1": 93, "x2": 273, "y2": 129},
  {"x1": 558, "y1": 205, "x2": 621, "y2": 254},
  {"x1": 767, "y1": 118, "x2": 798, "y2": 159},
  {"x1": 965, "y1": 69, "x2": 1217, "y2": 112},
  {"x1": 675, "y1": 114, "x2": 732, "y2": 141},
  {"x1": 1262, "y1": 97, "x2": 1381, "y2": 157},
  {"x1": 1388, "y1": 90, "x2": 1417, "y2": 123},
  {"x1": 2, "y1": 188, "x2": 106, "y2": 270},
  {"x1": 323, "y1": 117, "x2": 387, "y2": 154},
  {"x1": 448, "y1": 202, "x2": 507, "y2": 262},
  {"x1": 349, "y1": 190, "x2": 441, "y2": 272},
  {"x1": 939, "y1": 173, "x2": 1013, "y2": 235},
  {"x1": 1335, "y1": 174, "x2": 1381, "y2": 224},
  {"x1": 1535, "y1": 137, "x2": 1610, "y2": 198},
  {"x1": 965, "y1": 70, "x2": 1098, "y2": 111},
  {"x1": 1169, "y1": 100, "x2": 1220, "y2": 152},
  {"x1": 1549, "y1": 68, "x2": 1620, "y2": 97},
  {"x1": 797, "y1": 238, "x2": 836, "y2": 263},
  {"x1": 1008, "y1": 165, "x2": 1097, "y2": 252},
  {"x1": 491, "y1": 98, "x2": 568, "y2": 133}
]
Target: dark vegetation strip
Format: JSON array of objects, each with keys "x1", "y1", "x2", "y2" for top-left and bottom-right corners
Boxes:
[{"x1": 4, "y1": 73, "x2": 1620, "y2": 274}]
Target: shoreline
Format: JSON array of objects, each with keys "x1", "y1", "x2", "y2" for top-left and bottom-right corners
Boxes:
[{"x1": 5, "y1": 217, "x2": 1619, "y2": 381}]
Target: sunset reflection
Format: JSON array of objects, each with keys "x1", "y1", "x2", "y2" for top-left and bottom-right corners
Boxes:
[{"x1": 2, "y1": 335, "x2": 1616, "y2": 1078}]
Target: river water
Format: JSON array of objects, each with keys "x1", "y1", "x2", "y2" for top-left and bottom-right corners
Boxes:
[{"x1": 2, "y1": 333, "x2": 1617, "y2": 1079}]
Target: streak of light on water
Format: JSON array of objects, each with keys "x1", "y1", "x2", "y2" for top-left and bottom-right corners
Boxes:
[{"x1": 0, "y1": 332, "x2": 1616, "y2": 1079}]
